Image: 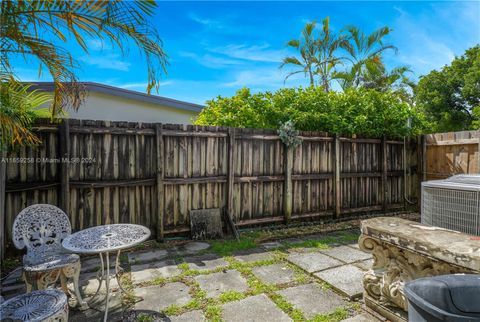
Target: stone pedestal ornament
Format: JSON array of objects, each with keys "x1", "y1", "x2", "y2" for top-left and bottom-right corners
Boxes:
[
  {"x1": 12, "y1": 204, "x2": 86, "y2": 309},
  {"x1": 359, "y1": 217, "x2": 480, "y2": 322}
]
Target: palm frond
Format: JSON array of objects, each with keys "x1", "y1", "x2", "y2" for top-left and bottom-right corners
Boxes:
[
  {"x1": 0, "y1": 74, "x2": 52, "y2": 149},
  {"x1": 280, "y1": 57, "x2": 304, "y2": 68},
  {"x1": 1, "y1": 0, "x2": 168, "y2": 116}
]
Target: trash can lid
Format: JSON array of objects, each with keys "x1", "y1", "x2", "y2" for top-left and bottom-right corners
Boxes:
[{"x1": 406, "y1": 274, "x2": 480, "y2": 314}]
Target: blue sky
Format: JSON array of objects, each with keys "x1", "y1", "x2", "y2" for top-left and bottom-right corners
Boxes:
[{"x1": 15, "y1": 1, "x2": 480, "y2": 105}]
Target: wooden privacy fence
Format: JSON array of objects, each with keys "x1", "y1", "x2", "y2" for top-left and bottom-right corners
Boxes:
[
  {"x1": 423, "y1": 130, "x2": 480, "y2": 180},
  {"x1": 0, "y1": 119, "x2": 420, "y2": 257}
]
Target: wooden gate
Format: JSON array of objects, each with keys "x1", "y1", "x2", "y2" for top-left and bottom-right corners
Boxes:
[{"x1": 423, "y1": 130, "x2": 480, "y2": 180}]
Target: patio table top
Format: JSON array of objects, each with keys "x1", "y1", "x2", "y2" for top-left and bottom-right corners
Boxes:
[{"x1": 62, "y1": 224, "x2": 151, "y2": 254}]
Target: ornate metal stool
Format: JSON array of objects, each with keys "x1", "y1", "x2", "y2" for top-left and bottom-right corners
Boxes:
[{"x1": 0, "y1": 289, "x2": 68, "y2": 321}]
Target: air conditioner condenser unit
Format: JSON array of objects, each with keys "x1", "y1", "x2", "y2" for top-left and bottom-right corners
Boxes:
[{"x1": 421, "y1": 175, "x2": 480, "y2": 236}]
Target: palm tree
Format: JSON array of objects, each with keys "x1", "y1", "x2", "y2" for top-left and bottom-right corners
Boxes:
[
  {"x1": 280, "y1": 21, "x2": 318, "y2": 86},
  {"x1": 361, "y1": 64, "x2": 414, "y2": 92},
  {"x1": 340, "y1": 26, "x2": 397, "y2": 87},
  {"x1": 0, "y1": 73, "x2": 52, "y2": 150},
  {"x1": 1, "y1": 0, "x2": 168, "y2": 147},
  {"x1": 314, "y1": 17, "x2": 350, "y2": 92}
]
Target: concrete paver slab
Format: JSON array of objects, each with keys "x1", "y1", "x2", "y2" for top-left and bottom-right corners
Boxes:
[
  {"x1": 252, "y1": 263, "x2": 296, "y2": 285},
  {"x1": 314, "y1": 264, "x2": 365, "y2": 299},
  {"x1": 80, "y1": 255, "x2": 116, "y2": 273},
  {"x1": 277, "y1": 283, "x2": 346, "y2": 319},
  {"x1": 128, "y1": 249, "x2": 168, "y2": 264},
  {"x1": 341, "y1": 312, "x2": 381, "y2": 322},
  {"x1": 194, "y1": 270, "x2": 248, "y2": 298},
  {"x1": 134, "y1": 282, "x2": 191, "y2": 311},
  {"x1": 233, "y1": 249, "x2": 274, "y2": 263},
  {"x1": 320, "y1": 245, "x2": 372, "y2": 263},
  {"x1": 347, "y1": 243, "x2": 360, "y2": 249},
  {"x1": 183, "y1": 254, "x2": 228, "y2": 271},
  {"x1": 78, "y1": 271, "x2": 119, "y2": 295},
  {"x1": 169, "y1": 310, "x2": 205, "y2": 322},
  {"x1": 131, "y1": 259, "x2": 181, "y2": 284},
  {"x1": 177, "y1": 241, "x2": 211, "y2": 255},
  {"x1": 288, "y1": 252, "x2": 343, "y2": 272},
  {"x1": 221, "y1": 294, "x2": 292, "y2": 322},
  {"x1": 353, "y1": 259, "x2": 374, "y2": 271}
]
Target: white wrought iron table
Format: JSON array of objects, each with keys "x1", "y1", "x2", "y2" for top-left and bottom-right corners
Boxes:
[{"x1": 62, "y1": 224, "x2": 150, "y2": 322}]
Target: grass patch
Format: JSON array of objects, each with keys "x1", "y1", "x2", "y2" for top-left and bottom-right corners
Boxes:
[
  {"x1": 210, "y1": 236, "x2": 257, "y2": 256},
  {"x1": 309, "y1": 307, "x2": 349, "y2": 322},
  {"x1": 269, "y1": 293, "x2": 305, "y2": 321},
  {"x1": 218, "y1": 290, "x2": 246, "y2": 303},
  {"x1": 177, "y1": 262, "x2": 189, "y2": 271},
  {"x1": 163, "y1": 304, "x2": 183, "y2": 316},
  {"x1": 135, "y1": 313, "x2": 155, "y2": 322},
  {"x1": 120, "y1": 272, "x2": 136, "y2": 307},
  {"x1": 337, "y1": 231, "x2": 360, "y2": 244},
  {"x1": 287, "y1": 263, "x2": 315, "y2": 285},
  {"x1": 205, "y1": 305, "x2": 222, "y2": 322},
  {"x1": 284, "y1": 239, "x2": 330, "y2": 250}
]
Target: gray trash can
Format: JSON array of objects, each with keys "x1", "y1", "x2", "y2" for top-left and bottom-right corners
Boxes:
[{"x1": 405, "y1": 274, "x2": 480, "y2": 322}]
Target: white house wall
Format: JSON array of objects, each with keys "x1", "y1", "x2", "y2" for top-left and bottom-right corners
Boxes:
[{"x1": 66, "y1": 92, "x2": 199, "y2": 124}]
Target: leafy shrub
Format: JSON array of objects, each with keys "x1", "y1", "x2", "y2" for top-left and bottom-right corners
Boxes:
[{"x1": 194, "y1": 87, "x2": 428, "y2": 137}]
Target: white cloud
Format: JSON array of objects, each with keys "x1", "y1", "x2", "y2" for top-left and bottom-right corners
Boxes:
[
  {"x1": 210, "y1": 44, "x2": 287, "y2": 63},
  {"x1": 116, "y1": 81, "x2": 174, "y2": 91},
  {"x1": 188, "y1": 12, "x2": 224, "y2": 30},
  {"x1": 223, "y1": 66, "x2": 306, "y2": 89},
  {"x1": 179, "y1": 51, "x2": 243, "y2": 68},
  {"x1": 79, "y1": 55, "x2": 130, "y2": 71},
  {"x1": 87, "y1": 39, "x2": 111, "y2": 51},
  {"x1": 390, "y1": 2, "x2": 479, "y2": 77}
]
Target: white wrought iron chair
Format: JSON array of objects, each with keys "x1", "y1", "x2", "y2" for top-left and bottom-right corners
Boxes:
[{"x1": 12, "y1": 204, "x2": 86, "y2": 309}]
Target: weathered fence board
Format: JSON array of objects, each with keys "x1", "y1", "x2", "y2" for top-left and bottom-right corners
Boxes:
[
  {"x1": 1, "y1": 119, "x2": 419, "y2": 255},
  {"x1": 424, "y1": 130, "x2": 480, "y2": 180}
]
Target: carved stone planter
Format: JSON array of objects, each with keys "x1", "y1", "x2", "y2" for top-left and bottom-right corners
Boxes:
[{"x1": 359, "y1": 217, "x2": 480, "y2": 322}]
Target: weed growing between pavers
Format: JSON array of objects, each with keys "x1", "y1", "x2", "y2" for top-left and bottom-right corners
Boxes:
[
  {"x1": 118, "y1": 253, "x2": 137, "y2": 307},
  {"x1": 120, "y1": 231, "x2": 367, "y2": 321},
  {"x1": 283, "y1": 239, "x2": 330, "y2": 250},
  {"x1": 205, "y1": 304, "x2": 222, "y2": 321},
  {"x1": 287, "y1": 263, "x2": 316, "y2": 285},
  {"x1": 336, "y1": 231, "x2": 360, "y2": 243},
  {"x1": 268, "y1": 292, "x2": 306, "y2": 321},
  {"x1": 310, "y1": 307, "x2": 349, "y2": 322},
  {"x1": 135, "y1": 313, "x2": 155, "y2": 322},
  {"x1": 209, "y1": 236, "x2": 258, "y2": 256},
  {"x1": 218, "y1": 290, "x2": 247, "y2": 303}
]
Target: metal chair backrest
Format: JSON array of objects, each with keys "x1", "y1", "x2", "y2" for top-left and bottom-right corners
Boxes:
[{"x1": 12, "y1": 204, "x2": 72, "y2": 260}]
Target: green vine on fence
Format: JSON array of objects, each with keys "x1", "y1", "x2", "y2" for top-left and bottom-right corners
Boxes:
[{"x1": 278, "y1": 120, "x2": 303, "y2": 148}]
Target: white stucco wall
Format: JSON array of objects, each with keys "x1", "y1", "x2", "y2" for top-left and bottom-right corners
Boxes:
[{"x1": 66, "y1": 92, "x2": 199, "y2": 124}]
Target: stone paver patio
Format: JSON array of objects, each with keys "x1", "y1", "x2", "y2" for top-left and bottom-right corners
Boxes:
[{"x1": 1, "y1": 229, "x2": 381, "y2": 322}]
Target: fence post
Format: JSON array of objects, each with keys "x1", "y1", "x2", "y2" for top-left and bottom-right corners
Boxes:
[
  {"x1": 283, "y1": 146, "x2": 293, "y2": 223},
  {"x1": 381, "y1": 135, "x2": 388, "y2": 211},
  {"x1": 334, "y1": 134, "x2": 341, "y2": 218},
  {"x1": 155, "y1": 124, "x2": 164, "y2": 241},
  {"x1": 422, "y1": 134, "x2": 427, "y2": 182},
  {"x1": 477, "y1": 131, "x2": 480, "y2": 174},
  {"x1": 59, "y1": 119, "x2": 70, "y2": 212},
  {"x1": 226, "y1": 128, "x2": 239, "y2": 239},
  {"x1": 0, "y1": 150, "x2": 6, "y2": 261}
]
